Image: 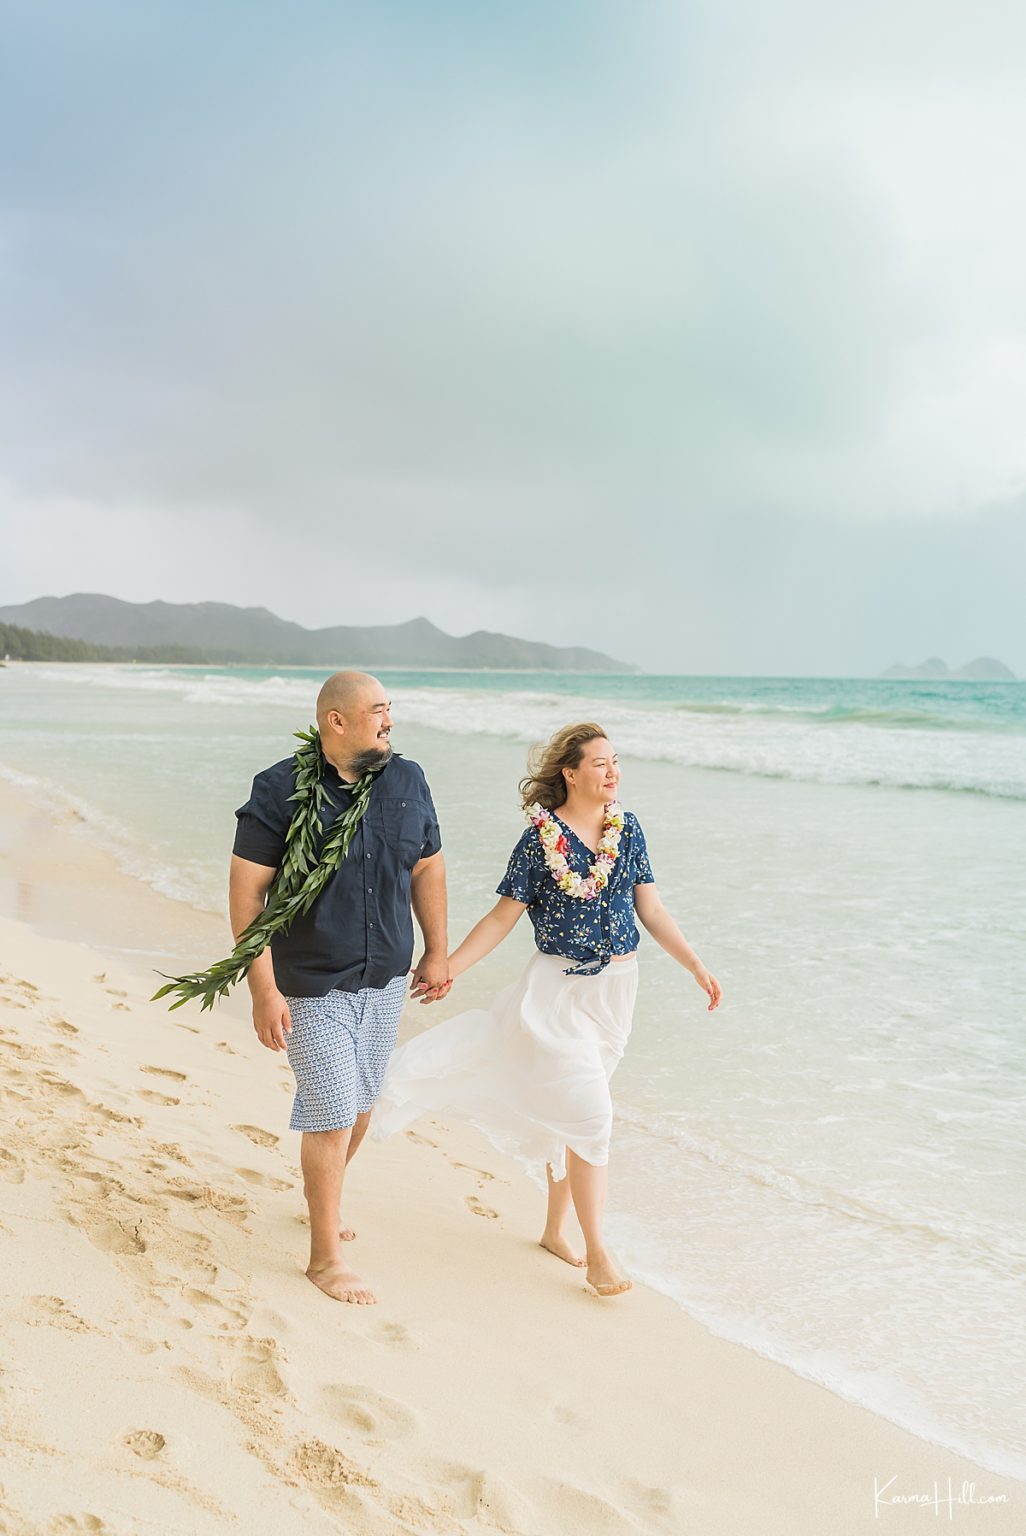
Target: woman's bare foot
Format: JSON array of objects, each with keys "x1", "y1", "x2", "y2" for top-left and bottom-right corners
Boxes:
[
  {"x1": 539, "y1": 1230, "x2": 586, "y2": 1268},
  {"x1": 585, "y1": 1253, "x2": 632, "y2": 1298},
  {"x1": 306, "y1": 1260, "x2": 376, "y2": 1304}
]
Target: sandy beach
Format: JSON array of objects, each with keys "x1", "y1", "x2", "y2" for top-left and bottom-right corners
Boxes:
[{"x1": 1, "y1": 774, "x2": 1023, "y2": 1536}]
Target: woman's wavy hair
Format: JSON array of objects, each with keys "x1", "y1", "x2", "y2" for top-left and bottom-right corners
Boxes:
[{"x1": 518, "y1": 722, "x2": 609, "y2": 812}]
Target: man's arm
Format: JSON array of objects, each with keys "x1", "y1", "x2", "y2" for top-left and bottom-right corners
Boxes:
[
  {"x1": 409, "y1": 850, "x2": 449, "y2": 999},
  {"x1": 228, "y1": 854, "x2": 293, "y2": 1049}
]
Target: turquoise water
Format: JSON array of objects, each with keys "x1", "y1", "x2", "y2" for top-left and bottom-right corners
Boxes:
[
  {"x1": 2, "y1": 662, "x2": 1025, "y2": 1480},
  {"x1": 198, "y1": 665, "x2": 1026, "y2": 733}
]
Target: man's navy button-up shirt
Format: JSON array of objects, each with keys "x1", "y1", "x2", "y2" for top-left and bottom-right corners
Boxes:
[{"x1": 232, "y1": 751, "x2": 441, "y2": 998}]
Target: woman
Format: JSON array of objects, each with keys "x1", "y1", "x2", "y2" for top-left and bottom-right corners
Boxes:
[{"x1": 373, "y1": 723, "x2": 722, "y2": 1298}]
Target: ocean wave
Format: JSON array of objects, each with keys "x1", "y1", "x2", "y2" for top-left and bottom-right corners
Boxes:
[
  {"x1": 613, "y1": 1103, "x2": 1026, "y2": 1270},
  {"x1": 24, "y1": 666, "x2": 1026, "y2": 799},
  {"x1": 395, "y1": 688, "x2": 1026, "y2": 800},
  {"x1": 672, "y1": 699, "x2": 1020, "y2": 731}
]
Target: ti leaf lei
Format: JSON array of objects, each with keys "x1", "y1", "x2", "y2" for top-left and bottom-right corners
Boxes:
[{"x1": 151, "y1": 725, "x2": 386, "y2": 1012}]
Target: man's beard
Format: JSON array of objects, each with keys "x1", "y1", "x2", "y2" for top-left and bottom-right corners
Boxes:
[{"x1": 349, "y1": 742, "x2": 393, "y2": 777}]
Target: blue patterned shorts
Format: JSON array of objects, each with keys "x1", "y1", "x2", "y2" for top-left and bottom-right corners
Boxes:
[{"x1": 284, "y1": 974, "x2": 408, "y2": 1132}]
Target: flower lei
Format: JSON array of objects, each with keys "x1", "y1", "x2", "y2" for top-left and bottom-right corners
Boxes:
[
  {"x1": 151, "y1": 726, "x2": 387, "y2": 1012},
  {"x1": 528, "y1": 800, "x2": 624, "y2": 899}
]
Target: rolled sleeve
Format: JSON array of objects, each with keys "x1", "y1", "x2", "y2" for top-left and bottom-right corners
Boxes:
[
  {"x1": 233, "y1": 772, "x2": 290, "y2": 867},
  {"x1": 629, "y1": 815, "x2": 656, "y2": 885},
  {"x1": 496, "y1": 828, "x2": 540, "y2": 904},
  {"x1": 419, "y1": 784, "x2": 442, "y2": 859}
]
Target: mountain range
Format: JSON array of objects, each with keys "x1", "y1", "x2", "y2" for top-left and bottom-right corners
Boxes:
[{"x1": 0, "y1": 594, "x2": 635, "y2": 672}]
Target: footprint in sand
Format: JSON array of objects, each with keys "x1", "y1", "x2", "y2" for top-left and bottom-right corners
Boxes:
[
  {"x1": 50, "y1": 1019, "x2": 79, "y2": 1037},
  {"x1": 152, "y1": 1142, "x2": 192, "y2": 1165},
  {"x1": 140, "y1": 1066, "x2": 188, "y2": 1082},
  {"x1": 451, "y1": 1160, "x2": 496, "y2": 1184},
  {"x1": 182, "y1": 1287, "x2": 248, "y2": 1330},
  {"x1": 215, "y1": 1040, "x2": 239, "y2": 1055},
  {"x1": 235, "y1": 1168, "x2": 294, "y2": 1191},
  {"x1": 372, "y1": 1320, "x2": 417, "y2": 1349},
  {"x1": 464, "y1": 1195, "x2": 499, "y2": 1220},
  {"x1": 137, "y1": 1090, "x2": 181, "y2": 1107},
  {"x1": 19, "y1": 1295, "x2": 101, "y2": 1334},
  {"x1": 38, "y1": 1071, "x2": 85, "y2": 1100},
  {"x1": 105, "y1": 988, "x2": 128, "y2": 998},
  {"x1": 122, "y1": 1429, "x2": 166, "y2": 1460},
  {"x1": 79, "y1": 1214, "x2": 147, "y2": 1256},
  {"x1": 546, "y1": 1401, "x2": 590, "y2": 1429},
  {"x1": 50, "y1": 1516, "x2": 109, "y2": 1533},
  {"x1": 541, "y1": 1481, "x2": 638, "y2": 1535},
  {"x1": 438, "y1": 1466, "x2": 535, "y2": 1529},
  {"x1": 624, "y1": 1481, "x2": 681, "y2": 1523},
  {"x1": 231, "y1": 1124, "x2": 279, "y2": 1149},
  {"x1": 166, "y1": 1180, "x2": 251, "y2": 1226},
  {"x1": 320, "y1": 1383, "x2": 416, "y2": 1441},
  {"x1": 404, "y1": 1130, "x2": 437, "y2": 1148},
  {"x1": 0, "y1": 1147, "x2": 25, "y2": 1184},
  {"x1": 229, "y1": 1336, "x2": 289, "y2": 1397},
  {"x1": 174, "y1": 1021, "x2": 200, "y2": 1034},
  {"x1": 289, "y1": 1438, "x2": 376, "y2": 1493},
  {"x1": 88, "y1": 1103, "x2": 143, "y2": 1128}
]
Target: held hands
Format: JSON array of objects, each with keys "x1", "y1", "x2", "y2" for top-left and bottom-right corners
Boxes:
[
  {"x1": 694, "y1": 967, "x2": 722, "y2": 1011},
  {"x1": 409, "y1": 950, "x2": 454, "y2": 1005}
]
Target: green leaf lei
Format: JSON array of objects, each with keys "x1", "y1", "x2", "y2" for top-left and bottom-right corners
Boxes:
[{"x1": 150, "y1": 725, "x2": 386, "y2": 1012}]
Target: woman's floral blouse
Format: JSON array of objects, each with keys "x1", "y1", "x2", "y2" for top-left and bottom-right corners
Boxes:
[{"x1": 496, "y1": 810, "x2": 655, "y2": 975}]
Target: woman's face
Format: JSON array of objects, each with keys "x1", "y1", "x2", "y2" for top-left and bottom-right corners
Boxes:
[{"x1": 568, "y1": 737, "x2": 620, "y2": 802}]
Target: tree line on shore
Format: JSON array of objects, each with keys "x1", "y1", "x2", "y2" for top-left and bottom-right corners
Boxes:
[{"x1": 0, "y1": 621, "x2": 205, "y2": 664}]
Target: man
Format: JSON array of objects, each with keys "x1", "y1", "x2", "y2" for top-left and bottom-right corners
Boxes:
[{"x1": 229, "y1": 671, "x2": 449, "y2": 1304}]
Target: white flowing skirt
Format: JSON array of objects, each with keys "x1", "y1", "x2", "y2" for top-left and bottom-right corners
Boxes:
[{"x1": 371, "y1": 950, "x2": 639, "y2": 1182}]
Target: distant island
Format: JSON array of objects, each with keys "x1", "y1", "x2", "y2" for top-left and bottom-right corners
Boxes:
[
  {"x1": 0, "y1": 594, "x2": 637, "y2": 673},
  {"x1": 880, "y1": 656, "x2": 1017, "y2": 681}
]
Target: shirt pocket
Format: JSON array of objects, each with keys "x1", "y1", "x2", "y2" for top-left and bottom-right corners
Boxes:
[{"x1": 372, "y1": 797, "x2": 429, "y2": 863}]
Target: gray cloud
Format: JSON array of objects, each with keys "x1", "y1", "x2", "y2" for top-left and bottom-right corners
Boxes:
[{"x1": 2, "y1": 0, "x2": 1025, "y2": 672}]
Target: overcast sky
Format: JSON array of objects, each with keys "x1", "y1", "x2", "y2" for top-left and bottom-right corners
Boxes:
[{"x1": 2, "y1": 1, "x2": 1024, "y2": 674}]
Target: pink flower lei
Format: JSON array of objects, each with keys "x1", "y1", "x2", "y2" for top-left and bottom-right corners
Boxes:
[{"x1": 528, "y1": 800, "x2": 625, "y2": 899}]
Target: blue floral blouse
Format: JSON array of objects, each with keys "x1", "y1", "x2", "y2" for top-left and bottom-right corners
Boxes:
[{"x1": 496, "y1": 810, "x2": 656, "y2": 975}]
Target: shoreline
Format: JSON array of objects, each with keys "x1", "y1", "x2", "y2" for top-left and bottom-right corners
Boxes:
[
  {"x1": 1, "y1": 773, "x2": 1024, "y2": 1532},
  {"x1": 6, "y1": 658, "x2": 1023, "y2": 681}
]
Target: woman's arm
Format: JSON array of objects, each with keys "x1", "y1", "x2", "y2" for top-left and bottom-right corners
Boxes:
[
  {"x1": 449, "y1": 896, "x2": 526, "y2": 978},
  {"x1": 633, "y1": 883, "x2": 722, "y2": 1010}
]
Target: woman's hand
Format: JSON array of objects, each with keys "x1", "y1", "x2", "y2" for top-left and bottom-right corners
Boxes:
[
  {"x1": 694, "y1": 968, "x2": 722, "y2": 1011},
  {"x1": 415, "y1": 973, "x2": 454, "y2": 1006}
]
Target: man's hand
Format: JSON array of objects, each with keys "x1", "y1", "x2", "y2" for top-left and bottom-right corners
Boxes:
[
  {"x1": 252, "y1": 989, "x2": 292, "y2": 1050},
  {"x1": 410, "y1": 951, "x2": 453, "y2": 1005}
]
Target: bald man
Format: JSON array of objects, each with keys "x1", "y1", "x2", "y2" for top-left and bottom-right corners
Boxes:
[{"x1": 229, "y1": 671, "x2": 449, "y2": 1304}]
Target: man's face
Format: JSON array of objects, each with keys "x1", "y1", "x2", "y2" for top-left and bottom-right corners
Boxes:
[{"x1": 331, "y1": 686, "x2": 393, "y2": 770}]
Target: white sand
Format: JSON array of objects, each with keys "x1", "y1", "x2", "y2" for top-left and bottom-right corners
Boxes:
[{"x1": 1, "y1": 778, "x2": 1023, "y2": 1535}]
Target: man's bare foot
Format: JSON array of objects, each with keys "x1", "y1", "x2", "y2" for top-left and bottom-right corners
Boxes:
[
  {"x1": 306, "y1": 1260, "x2": 377, "y2": 1304},
  {"x1": 585, "y1": 1254, "x2": 632, "y2": 1298},
  {"x1": 539, "y1": 1231, "x2": 586, "y2": 1268}
]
